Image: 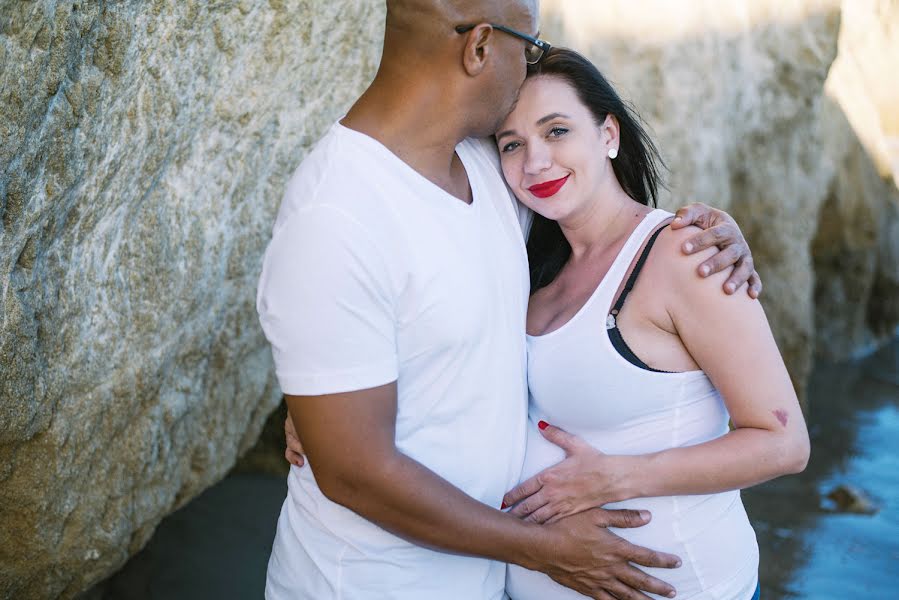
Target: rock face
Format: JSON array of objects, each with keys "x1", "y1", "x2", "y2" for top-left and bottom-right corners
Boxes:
[
  {"x1": 0, "y1": 1, "x2": 383, "y2": 598},
  {"x1": 540, "y1": 0, "x2": 899, "y2": 394},
  {"x1": 813, "y1": 0, "x2": 899, "y2": 359},
  {"x1": 1, "y1": 0, "x2": 897, "y2": 598}
]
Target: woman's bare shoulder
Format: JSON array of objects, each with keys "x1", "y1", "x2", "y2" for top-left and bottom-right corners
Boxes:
[{"x1": 645, "y1": 223, "x2": 734, "y2": 292}]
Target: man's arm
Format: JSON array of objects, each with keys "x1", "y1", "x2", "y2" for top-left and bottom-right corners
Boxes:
[
  {"x1": 670, "y1": 202, "x2": 762, "y2": 298},
  {"x1": 289, "y1": 383, "x2": 682, "y2": 600}
]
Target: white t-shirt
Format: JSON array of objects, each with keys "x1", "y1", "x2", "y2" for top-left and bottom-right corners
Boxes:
[{"x1": 256, "y1": 123, "x2": 530, "y2": 600}]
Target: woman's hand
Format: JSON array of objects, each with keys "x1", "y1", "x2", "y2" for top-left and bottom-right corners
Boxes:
[
  {"x1": 670, "y1": 202, "x2": 762, "y2": 298},
  {"x1": 285, "y1": 411, "x2": 306, "y2": 467},
  {"x1": 502, "y1": 422, "x2": 636, "y2": 524}
]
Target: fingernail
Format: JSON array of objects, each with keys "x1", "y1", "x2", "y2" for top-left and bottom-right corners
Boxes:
[
  {"x1": 538, "y1": 420, "x2": 549, "y2": 430},
  {"x1": 675, "y1": 559, "x2": 682, "y2": 568},
  {"x1": 668, "y1": 590, "x2": 676, "y2": 598},
  {"x1": 674, "y1": 216, "x2": 682, "y2": 222},
  {"x1": 683, "y1": 242, "x2": 693, "y2": 253},
  {"x1": 700, "y1": 265, "x2": 710, "y2": 276},
  {"x1": 639, "y1": 510, "x2": 651, "y2": 522},
  {"x1": 501, "y1": 501, "x2": 508, "y2": 509},
  {"x1": 725, "y1": 283, "x2": 735, "y2": 293}
]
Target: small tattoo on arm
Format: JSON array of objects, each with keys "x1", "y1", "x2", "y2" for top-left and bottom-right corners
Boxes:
[{"x1": 774, "y1": 409, "x2": 789, "y2": 427}]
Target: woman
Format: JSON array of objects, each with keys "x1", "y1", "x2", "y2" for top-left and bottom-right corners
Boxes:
[{"x1": 497, "y1": 48, "x2": 809, "y2": 599}]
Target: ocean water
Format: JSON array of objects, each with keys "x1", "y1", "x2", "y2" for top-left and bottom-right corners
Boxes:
[
  {"x1": 84, "y1": 338, "x2": 899, "y2": 599},
  {"x1": 743, "y1": 338, "x2": 899, "y2": 599}
]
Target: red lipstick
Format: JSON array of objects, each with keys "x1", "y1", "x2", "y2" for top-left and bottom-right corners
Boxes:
[{"x1": 527, "y1": 175, "x2": 569, "y2": 198}]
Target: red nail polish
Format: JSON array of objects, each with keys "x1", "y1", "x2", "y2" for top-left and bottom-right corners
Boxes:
[
  {"x1": 501, "y1": 502, "x2": 508, "y2": 509},
  {"x1": 538, "y1": 420, "x2": 549, "y2": 430}
]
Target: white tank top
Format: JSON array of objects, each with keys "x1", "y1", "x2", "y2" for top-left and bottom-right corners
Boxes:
[{"x1": 506, "y1": 209, "x2": 759, "y2": 600}]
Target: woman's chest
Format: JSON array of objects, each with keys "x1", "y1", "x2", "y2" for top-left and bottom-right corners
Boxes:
[{"x1": 526, "y1": 258, "x2": 617, "y2": 336}]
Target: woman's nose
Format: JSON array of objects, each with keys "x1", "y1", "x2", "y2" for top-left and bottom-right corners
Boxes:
[{"x1": 523, "y1": 143, "x2": 552, "y2": 175}]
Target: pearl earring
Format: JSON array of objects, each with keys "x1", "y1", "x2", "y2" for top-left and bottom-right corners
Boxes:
[{"x1": 608, "y1": 148, "x2": 619, "y2": 159}]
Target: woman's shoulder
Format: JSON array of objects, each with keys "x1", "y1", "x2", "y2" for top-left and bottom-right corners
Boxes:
[
  {"x1": 641, "y1": 220, "x2": 729, "y2": 290},
  {"x1": 651, "y1": 221, "x2": 717, "y2": 266}
]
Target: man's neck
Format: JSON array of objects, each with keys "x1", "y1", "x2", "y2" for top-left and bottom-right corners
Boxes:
[{"x1": 341, "y1": 80, "x2": 474, "y2": 203}]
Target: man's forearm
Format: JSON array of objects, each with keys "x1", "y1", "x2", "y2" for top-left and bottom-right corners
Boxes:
[{"x1": 317, "y1": 450, "x2": 548, "y2": 570}]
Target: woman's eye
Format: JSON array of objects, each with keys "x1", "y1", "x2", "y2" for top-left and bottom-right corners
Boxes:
[
  {"x1": 549, "y1": 127, "x2": 569, "y2": 137},
  {"x1": 501, "y1": 141, "x2": 521, "y2": 153}
]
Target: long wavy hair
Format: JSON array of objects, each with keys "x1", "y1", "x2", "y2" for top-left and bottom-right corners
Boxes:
[{"x1": 524, "y1": 48, "x2": 667, "y2": 292}]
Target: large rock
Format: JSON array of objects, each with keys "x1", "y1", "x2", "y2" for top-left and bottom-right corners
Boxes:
[
  {"x1": 541, "y1": 0, "x2": 899, "y2": 395},
  {"x1": 813, "y1": 0, "x2": 899, "y2": 359},
  {"x1": 0, "y1": 1, "x2": 383, "y2": 597}
]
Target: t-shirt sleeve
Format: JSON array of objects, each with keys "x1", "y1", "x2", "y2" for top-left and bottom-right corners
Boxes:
[{"x1": 256, "y1": 205, "x2": 398, "y2": 396}]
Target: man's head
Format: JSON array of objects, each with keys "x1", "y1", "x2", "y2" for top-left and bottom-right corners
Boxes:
[{"x1": 380, "y1": 0, "x2": 541, "y2": 137}]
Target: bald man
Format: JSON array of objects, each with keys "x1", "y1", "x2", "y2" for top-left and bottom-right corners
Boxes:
[{"x1": 256, "y1": 1, "x2": 760, "y2": 598}]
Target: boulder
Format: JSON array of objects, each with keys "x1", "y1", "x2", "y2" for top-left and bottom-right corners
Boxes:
[
  {"x1": 541, "y1": 0, "x2": 899, "y2": 396},
  {"x1": 813, "y1": 0, "x2": 899, "y2": 360},
  {"x1": 0, "y1": 1, "x2": 383, "y2": 597}
]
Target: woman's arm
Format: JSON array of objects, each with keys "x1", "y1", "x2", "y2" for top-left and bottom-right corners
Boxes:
[
  {"x1": 623, "y1": 226, "x2": 809, "y2": 498},
  {"x1": 504, "y1": 226, "x2": 808, "y2": 523}
]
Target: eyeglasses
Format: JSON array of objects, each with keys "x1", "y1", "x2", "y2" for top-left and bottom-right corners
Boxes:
[{"x1": 454, "y1": 23, "x2": 551, "y2": 65}]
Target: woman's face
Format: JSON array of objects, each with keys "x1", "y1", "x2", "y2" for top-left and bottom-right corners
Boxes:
[{"x1": 496, "y1": 75, "x2": 617, "y2": 224}]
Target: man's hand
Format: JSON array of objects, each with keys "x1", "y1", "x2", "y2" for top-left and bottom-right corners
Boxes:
[
  {"x1": 540, "y1": 509, "x2": 681, "y2": 600},
  {"x1": 285, "y1": 411, "x2": 305, "y2": 467},
  {"x1": 288, "y1": 385, "x2": 680, "y2": 600},
  {"x1": 670, "y1": 202, "x2": 762, "y2": 298}
]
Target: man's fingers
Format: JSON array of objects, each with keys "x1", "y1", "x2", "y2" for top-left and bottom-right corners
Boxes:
[
  {"x1": 681, "y1": 226, "x2": 726, "y2": 256},
  {"x1": 590, "y1": 590, "x2": 618, "y2": 600},
  {"x1": 723, "y1": 256, "x2": 754, "y2": 295},
  {"x1": 625, "y1": 543, "x2": 682, "y2": 570},
  {"x1": 697, "y1": 243, "x2": 743, "y2": 278},
  {"x1": 605, "y1": 578, "x2": 657, "y2": 600},
  {"x1": 618, "y1": 565, "x2": 678, "y2": 598},
  {"x1": 671, "y1": 202, "x2": 708, "y2": 230},
  {"x1": 748, "y1": 270, "x2": 763, "y2": 299},
  {"x1": 594, "y1": 508, "x2": 651, "y2": 529}
]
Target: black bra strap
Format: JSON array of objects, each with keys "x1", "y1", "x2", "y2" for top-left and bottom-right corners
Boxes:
[{"x1": 611, "y1": 223, "x2": 669, "y2": 315}]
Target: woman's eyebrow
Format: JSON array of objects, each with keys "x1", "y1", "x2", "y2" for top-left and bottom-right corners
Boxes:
[
  {"x1": 497, "y1": 113, "x2": 572, "y2": 141},
  {"x1": 536, "y1": 112, "x2": 571, "y2": 126}
]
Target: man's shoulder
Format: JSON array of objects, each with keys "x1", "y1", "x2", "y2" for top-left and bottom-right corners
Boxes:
[{"x1": 278, "y1": 127, "x2": 392, "y2": 221}]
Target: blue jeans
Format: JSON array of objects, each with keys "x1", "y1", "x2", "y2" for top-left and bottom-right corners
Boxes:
[{"x1": 751, "y1": 581, "x2": 761, "y2": 600}]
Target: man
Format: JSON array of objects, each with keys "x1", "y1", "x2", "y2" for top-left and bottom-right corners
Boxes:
[{"x1": 258, "y1": 1, "x2": 760, "y2": 598}]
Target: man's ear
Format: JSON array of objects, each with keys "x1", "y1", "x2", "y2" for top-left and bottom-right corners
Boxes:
[{"x1": 460, "y1": 24, "x2": 494, "y2": 76}]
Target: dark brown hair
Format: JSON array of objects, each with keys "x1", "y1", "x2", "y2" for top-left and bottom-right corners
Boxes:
[{"x1": 525, "y1": 47, "x2": 667, "y2": 292}]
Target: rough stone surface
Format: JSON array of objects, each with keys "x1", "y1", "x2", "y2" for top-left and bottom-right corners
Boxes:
[
  {"x1": 813, "y1": 0, "x2": 899, "y2": 359},
  {"x1": 540, "y1": 0, "x2": 899, "y2": 395},
  {"x1": 0, "y1": 1, "x2": 383, "y2": 598},
  {"x1": 2, "y1": 0, "x2": 898, "y2": 598}
]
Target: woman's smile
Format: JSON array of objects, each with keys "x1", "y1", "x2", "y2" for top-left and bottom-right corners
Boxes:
[{"x1": 527, "y1": 174, "x2": 570, "y2": 198}]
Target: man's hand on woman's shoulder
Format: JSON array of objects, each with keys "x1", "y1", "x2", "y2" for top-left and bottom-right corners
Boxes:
[{"x1": 670, "y1": 202, "x2": 762, "y2": 298}]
